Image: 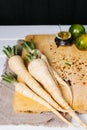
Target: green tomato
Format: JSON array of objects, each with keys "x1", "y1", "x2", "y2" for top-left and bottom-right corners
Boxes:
[
  {"x1": 75, "y1": 34, "x2": 87, "y2": 50},
  {"x1": 69, "y1": 24, "x2": 85, "y2": 39}
]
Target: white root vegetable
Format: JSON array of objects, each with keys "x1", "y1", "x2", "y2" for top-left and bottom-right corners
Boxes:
[
  {"x1": 41, "y1": 53, "x2": 73, "y2": 105},
  {"x1": 15, "y1": 82, "x2": 73, "y2": 126},
  {"x1": 1, "y1": 72, "x2": 73, "y2": 127},
  {"x1": 28, "y1": 57, "x2": 87, "y2": 129},
  {"x1": 3, "y1": 42, "x2": 87, "y2": 129},
  {"x1": 28, "y1": 59, "x2": 69, "y2": 108},
  {"x1": 2, "y1": 46, "x2": 69, "y2": 115},
  {"x1": 21, "y1": 40, "x2": 87, "y2": 129},
  {"x1": 8, "y1": 55, "x2": 66, "y2": 112}
]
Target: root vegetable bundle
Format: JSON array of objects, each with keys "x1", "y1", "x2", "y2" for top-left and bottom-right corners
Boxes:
[{"x1": 2, "y1": 40, "x2": 87, "y2": 129}]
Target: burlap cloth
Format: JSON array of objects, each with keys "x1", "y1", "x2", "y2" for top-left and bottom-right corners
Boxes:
[{"x1": 0, "y1": 40, "x2": 71, "y2": 127}]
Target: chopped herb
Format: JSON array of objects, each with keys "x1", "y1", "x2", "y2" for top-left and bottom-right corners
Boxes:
[{"x1": 65, "y1": 61, "x2": 72, "y2": 66}]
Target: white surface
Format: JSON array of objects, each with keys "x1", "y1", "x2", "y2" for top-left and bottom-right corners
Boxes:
[
  {"x1": 0, "y1": 25, "x2": 87, "y2": 130},
  {"x1": 0, "y1": 125, "x2": 85, "y2": 130},
  {"x1": 0, "y1": 25, "x2": 70, "y2": 40}
]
